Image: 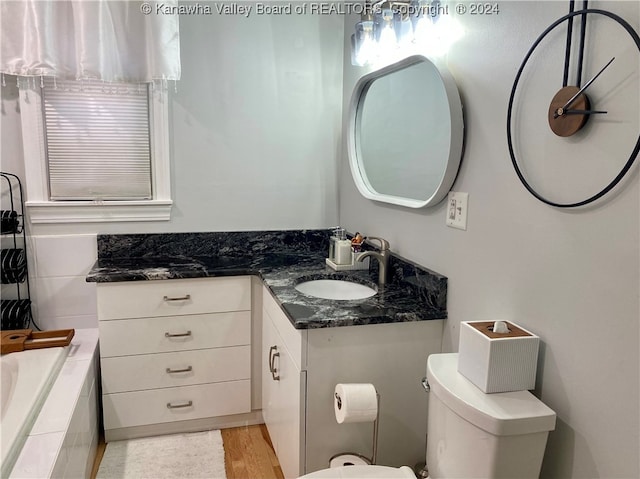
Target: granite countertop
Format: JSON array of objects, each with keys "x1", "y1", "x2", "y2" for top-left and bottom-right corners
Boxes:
[{"x1": 86, "y1": 231, "x2": 447, "y2": 329}]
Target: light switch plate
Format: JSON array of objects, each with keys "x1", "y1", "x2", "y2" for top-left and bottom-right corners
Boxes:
[{"x1": 446, "y1": 192, "x2": 468, "y2": 230}]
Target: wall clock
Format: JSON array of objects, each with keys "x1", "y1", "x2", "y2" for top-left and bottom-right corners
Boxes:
[{"x1": 507, "y1": 3, "x2": 640, "y2": 207}]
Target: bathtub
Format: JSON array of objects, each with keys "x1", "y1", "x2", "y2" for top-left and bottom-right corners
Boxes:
[
  {"x1": 1, "y1": 346, "x2": 68, "y2": 477},
  {"x1": 5, "y1": 329, "x2": 99, "y2": 479}
]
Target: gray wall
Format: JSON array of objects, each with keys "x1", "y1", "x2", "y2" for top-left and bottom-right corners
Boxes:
[
  {"x1": 1, "y1": 12, "x2": 344, "y2": 235},
  {"x1": 339, "y1": 2, "x2": 639, "y2": 478}
]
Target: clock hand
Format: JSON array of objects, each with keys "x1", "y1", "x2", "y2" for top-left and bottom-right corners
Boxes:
[
  {"x1": 553, "y1": 57, "x2": 615, "y2": 118},
  {"x1": 562, "y1": 109, "x2": 607, "y2": 115}
]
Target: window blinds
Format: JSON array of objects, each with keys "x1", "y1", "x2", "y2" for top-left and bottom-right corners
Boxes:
[{"x1": 42, "y1": 80, "x2": 152, "y2": 200}]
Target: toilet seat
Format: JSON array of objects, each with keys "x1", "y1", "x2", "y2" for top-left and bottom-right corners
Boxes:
[{"x1": 298, "y1": 465, "x2": 416, "y2": 479}]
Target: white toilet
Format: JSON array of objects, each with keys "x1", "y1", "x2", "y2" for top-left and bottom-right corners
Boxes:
[{"x1": 299, "y1": 353, "x2": 556, "y2": 479}]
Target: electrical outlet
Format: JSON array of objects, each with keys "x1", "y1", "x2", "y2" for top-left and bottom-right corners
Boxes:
[{"x1": 446, "y1": 192, "x2": 468, "y2": 230}]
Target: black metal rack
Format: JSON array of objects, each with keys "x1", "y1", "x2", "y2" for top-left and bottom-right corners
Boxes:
[{"x1": 1, "y1": 172, "x2": 34, "y2": 330}]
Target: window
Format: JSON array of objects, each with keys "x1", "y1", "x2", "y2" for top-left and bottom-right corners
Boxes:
[
  {"x1": 19, "y1": 79, "x2": 172, "y2": 223},
  {"x1": 43, "y1": 80, "x2": 152, "y2": 201}
]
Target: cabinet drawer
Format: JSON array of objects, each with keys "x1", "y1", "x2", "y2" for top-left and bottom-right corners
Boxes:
[
  {"x1": 99, "y1": 311, "x2": 250, "y2": 357},
  {"x1": 97, "y1": 276, "x2": 251, "y2": 320},
  {"x1": 101, "y1": 345, "x2": 251, "y2": 394},
  {"x1": 102, "y1": 380, "x2": 251, "y2": 430}
]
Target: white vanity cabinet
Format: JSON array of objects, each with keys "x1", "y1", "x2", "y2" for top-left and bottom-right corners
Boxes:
[
  {"x1": 97, "y1": 276, "x2": 252, "y2": 441},
  {"x1": 261, "y1": 285, "x2": 443, "y2": 477}
]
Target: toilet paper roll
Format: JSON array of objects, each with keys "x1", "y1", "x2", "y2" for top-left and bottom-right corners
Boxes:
[
  {"x1": 329, "y1": 454, "x2": 371, "y2": 468},
  {"x1": 334, "y1": 383, "x2": 378, "y2": 424}
]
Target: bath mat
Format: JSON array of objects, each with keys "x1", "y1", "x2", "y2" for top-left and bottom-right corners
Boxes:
[{"x1": 96, "y1": 429, "x2": 226, "y2": 479}]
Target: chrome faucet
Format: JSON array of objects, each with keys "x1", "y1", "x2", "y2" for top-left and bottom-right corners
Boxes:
[{"x1": 356, "y1": 236, "x2": 390, "y2": 286}]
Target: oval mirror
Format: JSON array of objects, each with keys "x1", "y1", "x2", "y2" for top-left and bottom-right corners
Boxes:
[{"x1": 348, "y1": 55, "x2": 464, "y2": 208}]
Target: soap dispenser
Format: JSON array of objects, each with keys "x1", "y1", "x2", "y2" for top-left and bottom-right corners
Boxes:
[
  {"x1": 329, "y1": 227, "x2": 344, "y2": 262},
  {"x1": 335, "y1": 232, "x2": 353, "y2": 265}
]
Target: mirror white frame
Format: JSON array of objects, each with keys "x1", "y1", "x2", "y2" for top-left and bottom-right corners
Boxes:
[{"x1": 347, "y1": 55, "x2": 464, "y2": 208}]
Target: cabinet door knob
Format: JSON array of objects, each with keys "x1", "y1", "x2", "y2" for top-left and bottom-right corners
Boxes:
[
  {"x1": 163, "y1": 294, "x2": 191, "y2": 302},
  {"x1": 166, "y1": 366, "x2": 193, "y2": 374},
  {"x1": 269, "y1": 345, "x2": 280, "y2": 381},
  {"x1": 166, "y1": 400, "x2": 193, "y2": 409},
  {"x1": 165, "y1": 331, "x2": 192, "y2": 338}
]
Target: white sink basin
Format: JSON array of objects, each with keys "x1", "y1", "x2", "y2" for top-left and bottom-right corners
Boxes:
[{"x1": 295, "y1": 279, "x2": 377, "y2": 300}]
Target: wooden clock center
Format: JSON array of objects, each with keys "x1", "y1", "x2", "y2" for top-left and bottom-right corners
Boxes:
[{"x1": 548, "y1": 86, "x2": 591, "y2": 137}]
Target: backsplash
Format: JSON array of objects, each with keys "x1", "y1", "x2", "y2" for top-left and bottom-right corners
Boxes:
[
  {"x1": 97, "y1": 230, "x2": 331, "y2": 259},
  {"x1": 387, "y1": 254, "x2": 447, "y2": 314}
]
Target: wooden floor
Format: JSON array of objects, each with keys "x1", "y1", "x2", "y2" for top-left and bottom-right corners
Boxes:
[
  {"x1": 222, "y1": 424, "x2": 284, "y2": 479},
  {"x1": 90, "y1": 433, "x2": 106, "y2": 479},
  {"x1": 90, "y1": 424, "x2": 283, "y2": 479}
]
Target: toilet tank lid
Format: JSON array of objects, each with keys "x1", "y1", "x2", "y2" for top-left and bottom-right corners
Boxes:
[{"x1": 426, "y1": 353, "x2": 556, "y2": 436}]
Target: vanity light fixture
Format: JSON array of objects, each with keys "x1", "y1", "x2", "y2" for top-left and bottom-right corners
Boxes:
[{"x1": 350, "y1": 0, "x2": 463, "y2": 66}]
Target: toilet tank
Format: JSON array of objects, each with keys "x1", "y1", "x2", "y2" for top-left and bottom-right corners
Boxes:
[{"x1": 426, "y1": 354, "x2": 556, "y2": 479}]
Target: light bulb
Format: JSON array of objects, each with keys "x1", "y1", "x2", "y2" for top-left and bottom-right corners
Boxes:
[
  {"x1": 354, "y1": 20, "x2": 376, "y2": 66},
  {"x1": 413, "y1": 14, "x2": 432, "y2": 47},
  {"x1": 395, "y1": 14, "x2": 414, "y2": 49},
  {"x1": 377, "y1": 9, "x2": 398, "y2": 63},
  {"x1": 428, "y1": 15, "x2": 464, "y2": 57}
]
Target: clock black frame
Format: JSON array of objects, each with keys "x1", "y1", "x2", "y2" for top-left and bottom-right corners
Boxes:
[{"x1": 507, "y1": 8, "x2": 640, "y2": 208}]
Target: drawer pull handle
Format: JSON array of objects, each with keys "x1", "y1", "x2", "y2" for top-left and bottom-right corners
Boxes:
[
  {"x1": 163, "y1": 294, "x2": 191, "y2": 302},
  {"x1": 166, "y1": 366, "x2": 193, "y2": 374},
  {"x1": 166, "y1": 400, "x2": 193, "y2": 409},
  {"x1": 165, "y1": 331, "x2": 192, "y2": 338},
  {"x1": 269, "y1": 345, "x2": 280, "y2": 381}
]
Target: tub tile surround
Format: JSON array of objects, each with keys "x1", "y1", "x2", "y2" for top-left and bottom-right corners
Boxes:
[
  {"x1": 31, "y1": 234, "x2": 98, "y2": 330},
  {"x1": 9, "y1": 329, "x2": 100, "y2": 479},
  {"x1": 87, "y1": 230, "x2": 448, "y2": 328}
]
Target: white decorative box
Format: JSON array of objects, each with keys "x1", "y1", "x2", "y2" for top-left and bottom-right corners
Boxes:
[
  {"x1": 325, "y1": 253, "x2": 370, "y2": 271},
  {"x1": 458, "y1": 320, "x2": 540, "y2": 393}
]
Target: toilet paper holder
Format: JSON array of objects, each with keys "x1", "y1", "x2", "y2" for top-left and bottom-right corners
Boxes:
[{"x1": 331, "y1": 391, "x2": 380, "y2": 466}]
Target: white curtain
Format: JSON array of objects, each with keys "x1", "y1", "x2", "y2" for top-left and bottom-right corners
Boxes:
[{"x1": 0, "y1": 0, "x2": 180, "y2": 82}]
